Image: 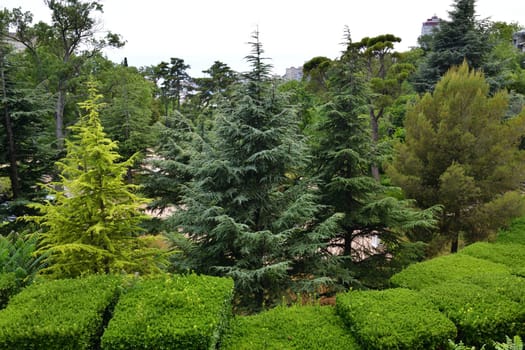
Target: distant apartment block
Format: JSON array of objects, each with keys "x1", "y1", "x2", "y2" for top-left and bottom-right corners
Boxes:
[
  {"x1": 283, "y1": 66, "x2": 303, "y2": 81},
  {"x1": 421, "y1": 15, "x2": 442, "y2": 37},
  {"x1": 513, "y1": 30, "x2": 525, "y2": 52}
]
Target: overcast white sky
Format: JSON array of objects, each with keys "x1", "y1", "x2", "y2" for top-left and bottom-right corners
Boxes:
[{"x1": 3, "y1": 0, "x2": 525, "y2": 77}]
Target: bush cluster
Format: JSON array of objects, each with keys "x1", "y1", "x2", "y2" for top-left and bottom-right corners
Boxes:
[
  {"x1": 221, "y1": 304, "x2": 360, "y2": 350},
  {"x1": 0, "y1": 272, "x2": 18, "y2": 309},
  {"x1": 336, "y1": 288, "x2": 457, "y2": 349},
  {"x1": 390, "y1": 254, "x2": 510, "y2": 290},
  {"x1": 420, "y1": 281, "x2": 525, "y2": 348},
  {"x1": 459, "y1": 242, "x2": 525, "y2": 277},
  {"x1": 101, "y1": 274, "x2": 233, "y2": 350},
  {"x1": 497, "y1": 218, "x2": 525, "y2": 245},
  {"x1": 0, "y1": 274, "x2": 121, "y2": 350}
]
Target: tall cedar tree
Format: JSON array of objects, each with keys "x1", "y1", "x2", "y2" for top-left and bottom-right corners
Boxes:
[
  {"x1": 388, "y1": 62, "x2": 525, "y2": 253},
  {"x1": 313, "y1": 33, "x2": 438, "y2": 286},
  {"x1": 0, "y1": 16, "x2": 54, "y2": 231},
  {"x1": 413, "y1": 0, "x2": 491, "y2": 93},
  {"x1": 28, "y1": 82, "x2": 156, "y2": 278},
  {"x1": 171, "y1": 31, "x2": 340, "y2": 310}
]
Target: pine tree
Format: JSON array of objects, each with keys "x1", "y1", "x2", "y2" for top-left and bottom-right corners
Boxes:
[
  {"x1": 389, "y1": 62, "x2": 525, "y2": 253},
  {"x1": 28, "y1": 81, "x2": 155, "y2": 278},
  {"x1": 171, "y1": 31, "x2": 335, "y2": 310}
]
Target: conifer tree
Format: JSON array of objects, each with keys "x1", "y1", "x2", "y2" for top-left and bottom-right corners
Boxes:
[
  {"x1": 171, "y1": 31, "x2": 337, "y2": 310},
  {"x1": 28, "y1": 81, "x2": 154, "y2": 278},
  {"x1": 0, "y1": 15, "x2": 54, "y2": 231},
  {"x1": 389, "y1": 62, "x2": 525, "y2": 253},
  {"x1": 141, "y1": 111, "x2": 198, "y2": 215},
  {"x1": 413, "y1": 0, "x2": 491, "y2": 92},
  {"x1": 313, "y1": 33, "x2": 438, "y2": 286}
]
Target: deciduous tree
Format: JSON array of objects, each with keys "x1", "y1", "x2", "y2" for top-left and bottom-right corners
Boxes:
[{"x1": 2, "y1": 1, "x2": 124, "y2": 149}]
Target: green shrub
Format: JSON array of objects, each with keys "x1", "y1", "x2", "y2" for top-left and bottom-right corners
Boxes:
[
  {"x1": 0, "y1": 232, "x2": 45, "y2": 286},
  {"x1": 390, "y1": 254, "x2": 510, "y2": 290},
  {"x1": 336, "y1": 288, "x2": 457, "y2": 350},
  {"x1": 497, "y1": 218, "x2": 525, "y2": 245},
  {"x1": 101, "y1": 274, "x2": 233, "y2": 350},
  {"x1": 0, "y1": 272, "x2": 18, "y2": 309},
  {"x1": 0, "y1": 274, "x2": 121, "y2": 349},
  {"x1": 420, "y1": 282, "x2": 525, "y2": 348},
  {"x1": 495, "y1": 335, "x2": 523, "y2": 350},
  {"x1": 464, "y1": 272, "x2": 525, "y2": 304},
  {"x1": 459, "y1": 243, "x2": 525, "y2": 277},
  {"x1": 221, "y1": 304, "x2": 360, "y2": 350}
]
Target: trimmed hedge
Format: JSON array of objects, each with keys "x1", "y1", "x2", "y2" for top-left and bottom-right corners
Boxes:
[
  {"x1": 0, "y1": 274, "x2": 121, "y2": 350},
  {"x1": 101, "y1": 274, "x2": 233, "y2": 350},
  {"x1": 221, "y1": 305, "x2": 360, "y2": 350},
  {"x1": 336, "y1": 288, "x2": 457, "y2": 350},
  {"x1": 459, "y1": 242, "x2": 525, "y2": 277},
  {"x1": 464, "y1": 272, "x2": 525, "y2": 304},
  {"x1": 0, "y1": 272, "x2": 18, "y2": 309},
  {"x1": 497, "y1": 217, "x2": 525, "y2": 245},
  {"x1": 390, "y1": 253, "x2": 510, "y2": 290},
  {"x1": 420, "y1": 281, "x2": 525, "y2": 348}
]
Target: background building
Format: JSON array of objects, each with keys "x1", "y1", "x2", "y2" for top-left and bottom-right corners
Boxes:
[
  {"x1": 283, "y1": 66, "x2": 303, "y2": 81},
  {"x1": 421, "y1": 15, "x2": 442, "y2": 37},
  {"x1": 513, "y1": 30, "x2": 525, "y2": 52}
]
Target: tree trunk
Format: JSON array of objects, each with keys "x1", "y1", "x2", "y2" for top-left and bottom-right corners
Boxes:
[
  {"x1": 370, "y1": 108, "x2": 381, "y2": 181},
  {"x1": 55, "y1": 79, "x2": 67, "y2": 150},
  {"x1": 344, "y1": 231, "x2": 352, "y2": 257},
  {"x1": 450, "y1": 234, "x2": 459, "y2": 253},
  {"x1": 1, "y1": 61, "x2": 20, "y2": 198}
]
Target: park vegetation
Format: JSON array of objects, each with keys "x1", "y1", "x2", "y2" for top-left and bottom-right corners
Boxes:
[{"x1": 1, "y1": 0, "x2": 525, "y2": 347}]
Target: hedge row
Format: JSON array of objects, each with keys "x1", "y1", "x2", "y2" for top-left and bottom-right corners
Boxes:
[
  {"x1": 0, "y1": 274, "x2": 121, "y2": 350},
  {"x1": 420, "y1": 281, "x2": 525, "y2": 348},
  {"x1": 336, "y1": 288, "x2": 457, "y2": 350},
  {"x1": 101, "y1": 274, "x2": 233, "y2": 350},
  {"x1": 459, "y1": 242, "x2": 525, "y2": 277},
  {"x1": 390, "y1": 253, "x2": 510, "y2": 290},
  {"x1": 0, "y1": 272, "x2": 18, "y2": 309},
  {"x1": 221, "y1": 305, "x2": 360, "y2": 350}
]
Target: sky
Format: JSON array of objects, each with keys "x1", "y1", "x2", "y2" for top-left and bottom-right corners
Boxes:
[{"x1": 3, "y1": 0, "x2": 525, "y2": 77}]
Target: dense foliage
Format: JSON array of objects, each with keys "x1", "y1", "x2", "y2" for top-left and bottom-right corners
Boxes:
[
  {"x1": 337, "y1": 288, "x2": 456, "y2": 350},
  {"x1": 27, "y1": 83, "x2": 158, "y2": 278},
  {"x1": 0, "y1": 275, "x2": 121, "y2": 349},
  {"x1": 390, "y1": 253, "x2": 511, "y2": 290},
  {"x1": 389, "y1": 62, "x2": 525, "y2": 253},
  {"x1": 170, "y1": 31, "x2": 342, "y2": 310},
  {"x1": 101, "y1": 274, "x2": 233, "y2": 350},
  {"x1": 0, "y1": 0, "x2": 524, "y2": 322},
  {"x1": 0, "y1": 232, "x2": 44, "y2": 290},
  {"x1": 0, "y1": 272, "x2": 16, "y2": 308},
  {"x1": 413, "y1": 0, "x2": 491, "y2": 92},
  {"x1": 420, "y1": 282, "x2": 525, "y2": 348},
  {"x1": 222, "y1": 304, "x2": 360, "y2": 350},
  {"x1": 459, "y1": 242, "x2": 525, "y2": 276}
]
